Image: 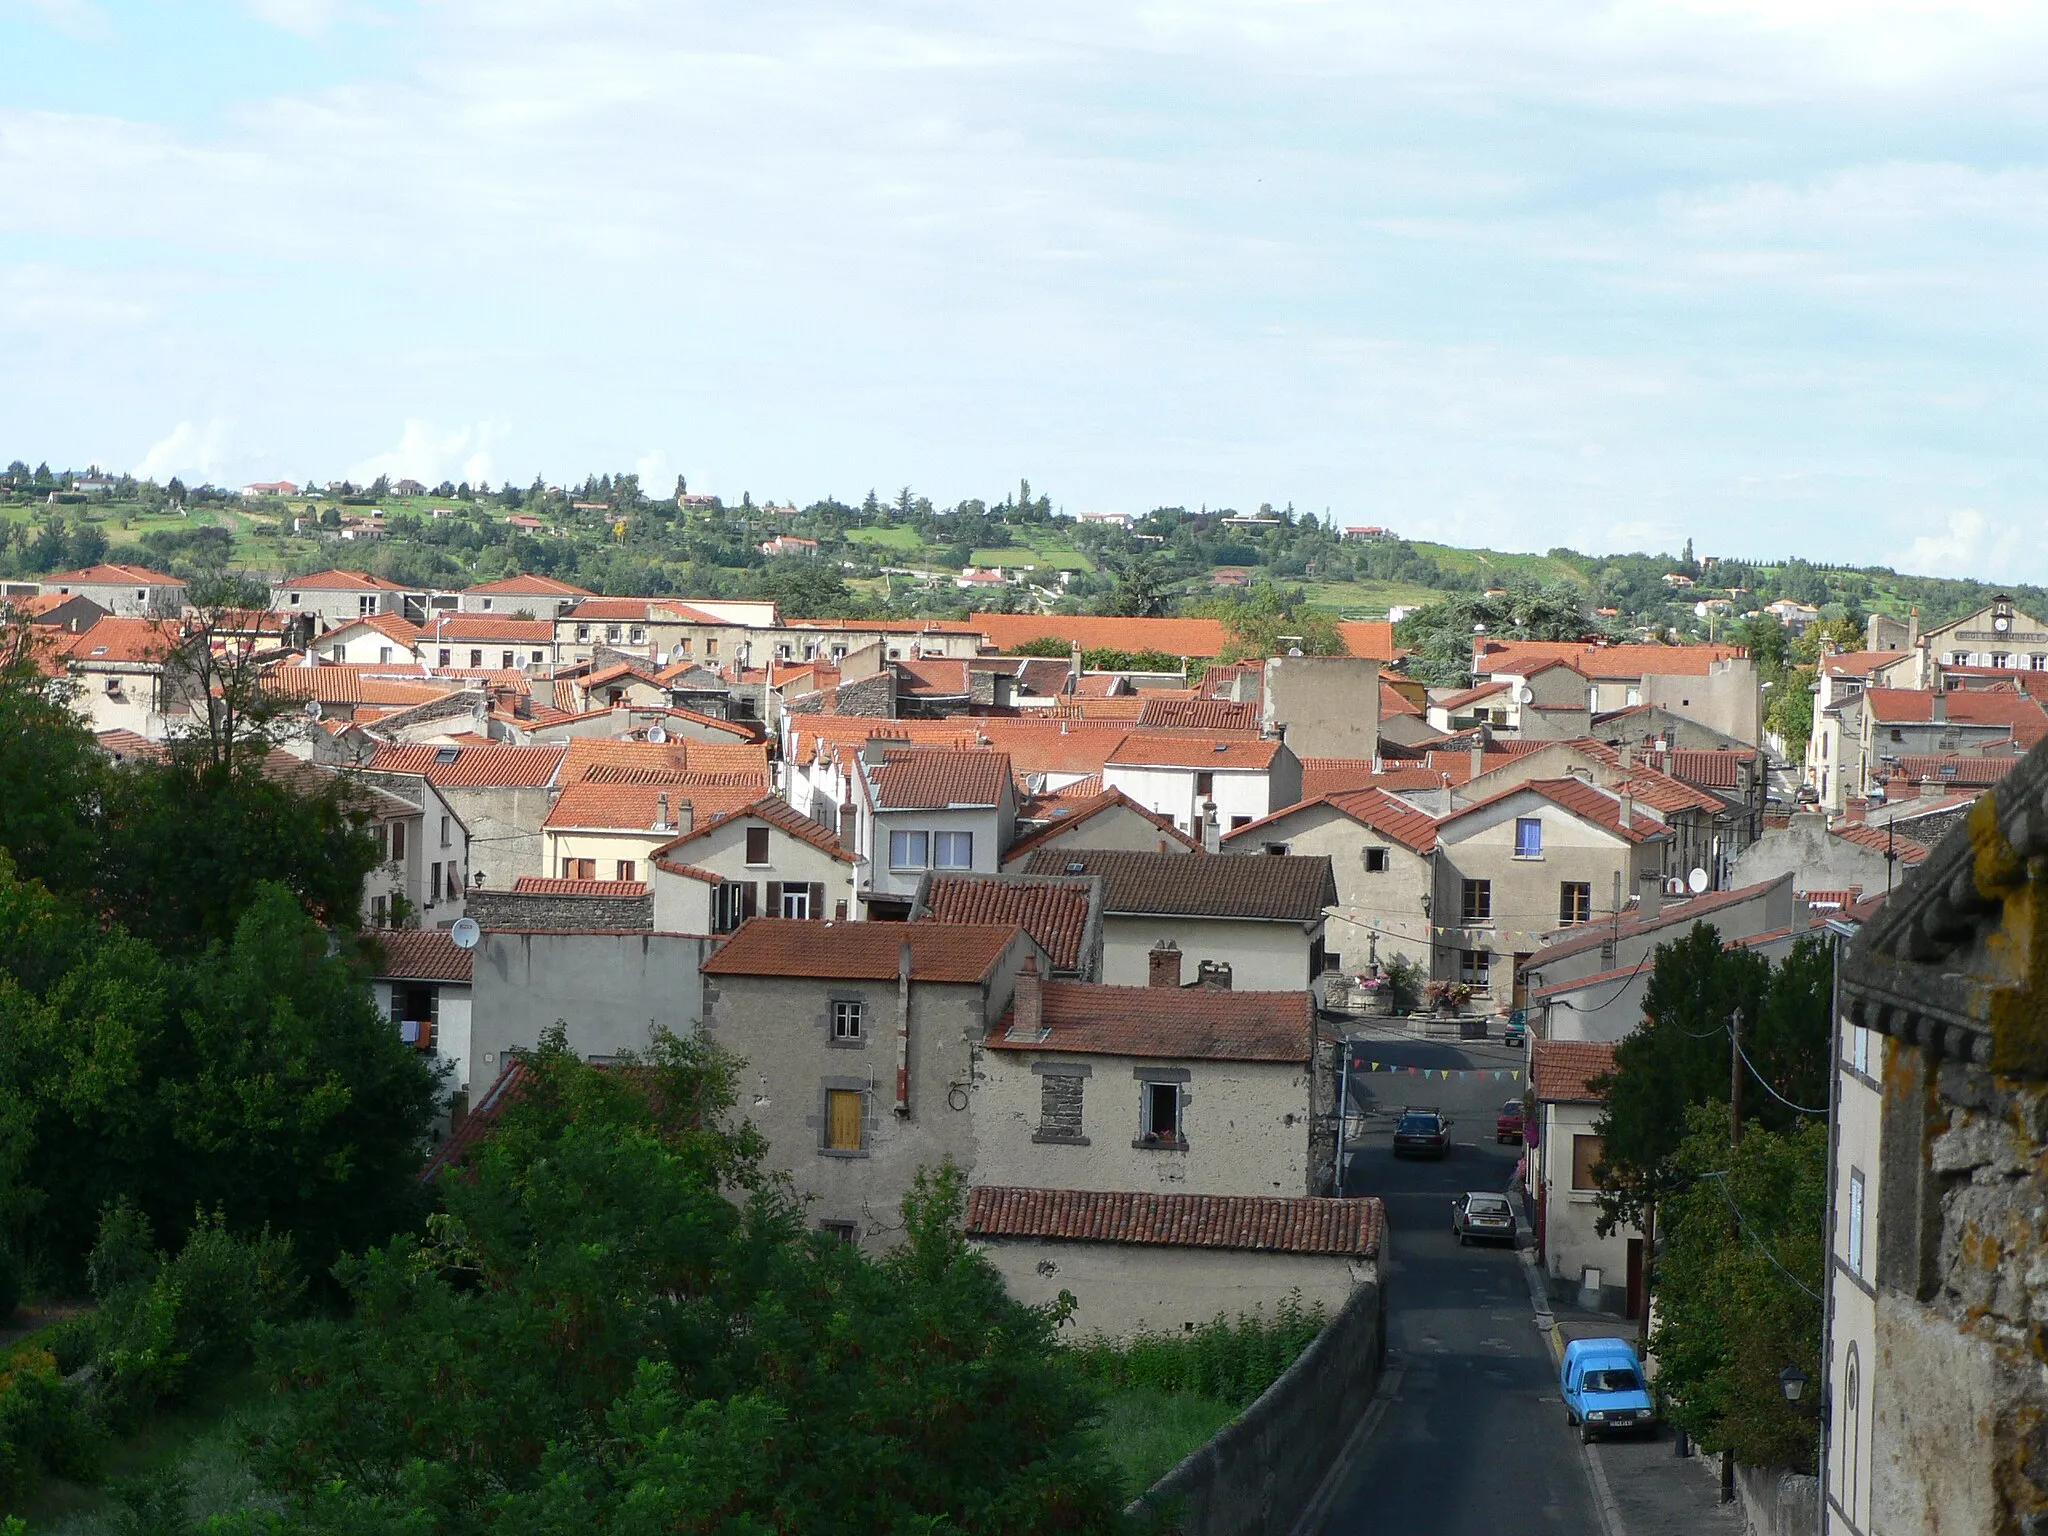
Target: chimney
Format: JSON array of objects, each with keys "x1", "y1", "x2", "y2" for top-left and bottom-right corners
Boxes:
[
  {"x1": 1197, "y1": 959, "x2": 1233, "y2": 991},
  {"x1": 1148, "y1": 940, "x2": 1183, "y2": 989},
  {"x1": 1931, "y1": 689, "x2": 1946, "y2": 725},
  {"x1": 655, "y1": 791, "x2": 671, "y2": 831},
  {"x1": 1068, "y1": 639, "x2": 1083, "y2": 695},
  {"x1": 1202, "y1": 799, "x2": 1221, "y2": 854},
  {"x1": 675, "y1": 799, "x2": 693, "y2": 835},
  {"x1": 1469, "y1": 742, "x2": 1484, "y2": 782},
  {"x1": 1907, "y1": 605, "x2": 1921, "y2": 649},
  {"x1": 1618, "y1": 739, "x2": 1632, "y2": 770},
  {"x1": 1015, "y1": 955, "x2": 1044, "y2": 1033},
  {"x1": 838, "y1": 799, "x2": 858, "y2": 853},
  {"x1": 1638, "y1": 869, "x2": 1663, "y2": 923},
  {"x1": 1618, "y1": 791, "x2": 1632, "y2": 831}
]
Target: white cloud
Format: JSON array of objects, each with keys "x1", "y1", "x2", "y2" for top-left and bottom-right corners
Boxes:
[
  {"x1": 134, "y1": 420, "x2": 234, "y2": 484},
  {"x1": 1889, "y1": 509, "x2": 2028, "y2": 580},
  {"x1": 347, "y1": 419, "x2": 510, "y2": 488},
  {"x1": 8, "y1": 0, "x2": 111, "y2": 41},
  {"x1": 240, "y1": 0, "x2": 341, "y2": 38}
]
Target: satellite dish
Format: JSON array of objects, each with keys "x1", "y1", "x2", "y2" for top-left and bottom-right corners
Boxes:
[
  {"x1": 304, "y1": 699, "x2": 323, "y2": 720},
  {"x1": 1515, "y1": 686, "x2": 1534, "y2": 704},
  {"x1": 647, "y1": 724, "x2": 668, "y2": 743},
  {"x1": 1686, "y1": 868, "x2": 1710, "y2": 895},
  {"x1": 449, "y1": 917, "x2": 481, "y2": 950}
]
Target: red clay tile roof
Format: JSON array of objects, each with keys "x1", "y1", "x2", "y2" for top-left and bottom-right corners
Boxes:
[
  {"x1": 1532, "y1": 874, "x2": 1794, "y2": 964},
  {"x1": 1135, "y1": 697, "x2": 1261, "y2": 732},
  {"x1": 871, "y1": 749, "x2": 1013, "y2": 810},
  {"x1": 560, "y1": 737, "x2": 770, "y2": 785},
  {"x1": 702, "y1": 918, "x2": 1021, "y2": 983},
  {"x1": 278, "y1": 569, "x2": 410, "y2": 591},
  {"x1": 366, "y1": 742, "x2": 566, "y2": 787},
  {"x1": 967, "y1": 1187, "x2": 1383, "y2": 1257},
  {"x1": 1021, "y1": 848, "x2": 1336, "y2": 920},
  {"x1": 650, "y1": 794, "x2": 854, "y2": 866},
  {"x1": 1436, "y1": 680, "x2": 1513, "y2": 711},
  {"x1": 1532, "y1": 1039, "x2": 1618, "y2": 1103},
  {"x1": 921, "y1": 876, "x2": 1093, "y2": 972},
  {"x1": 1646, "y1": 748, "x2": 1753, "y2": 791},
  {"x1": 1002, "y1": 787, "x2": 1200, "y2": 865},
  {"x1": 421, "y1": 1056, "x2": 527, "y2": 1183},
  {"x1": 1222, "y1": 787, "x2": 1441, "y2": 853},
  {"x1": 511, "y1": 876, "x2": 650, "y2": 898},
  {"x1": 370, "y1": 929, "x2": 474, "y2": 983},
  {"x1": 1336, "y1": 621, "x2": 1398, "y2": 663},
  {"x1": 57, "y1": 616, "x2": 183, "y2": 664},
  {"x1": 44, "y1": 562, "x2": 184, "y2": 587},
  {"x1": 430, "y1": 615, "x2": 557, "y2": 643},
  {"x1": 1444, "y1": 776, "x2": 1667, "y2": 845},
  {"x1": 1864, "y1": 687, "x2": 2048, "y2": 744},
  {"x1": 790, "y1": 715, "x2": 1132, "y2": 779},
  {"x1": 1104, "y1": 735, "x2": 1282, "y2": 770},
  {"x1": 1832, "y1": 822, "x2": 1931, "y2": 865},
  {"x1": 544, "y1": 778, "x2": 766, "y2": 831},
  {"x1": 1299, "y1": 758, "x2": 1378, "y2": 797},
  {"x1": 1819, "y1": 650, "x2": 1908, "y2": 677},
  {"x1": 1380, "y1": 681, "x2": 1423, "y2": 717},
  {"x1": 94, "y1": 728, "x2": 163, "y2": 762},
  {"x1": 1475, "y1": 639, "x2": 1746, "y2": 680},
  {"x1": 464, "y1": 574, "x2": 593, "y2": 597},
  {"x1": 1891, "y1": 754, "x2": 2018, "y2": 787},
  {"x1": 990, "y1": 979, "x2": 1310, "y2": 1060}
]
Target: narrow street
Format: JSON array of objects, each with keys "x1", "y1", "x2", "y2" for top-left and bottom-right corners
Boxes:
[{"x1": 1316, "y1": 1026, "x2": 1602, "y2": 1533}]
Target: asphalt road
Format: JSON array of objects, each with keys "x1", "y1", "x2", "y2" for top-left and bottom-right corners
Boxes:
[{"x1": 1318, "y1": 1026, "x2": 1603, "y2": 1534}]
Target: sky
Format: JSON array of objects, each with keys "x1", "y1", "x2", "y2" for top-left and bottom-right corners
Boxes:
[{"x1": 2, "y1": 1, "x2": 2046, "y2": 580}]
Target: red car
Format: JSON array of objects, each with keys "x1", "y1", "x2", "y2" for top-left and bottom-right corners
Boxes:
[{"x1": 1495, "y1": 1099, "x2": 1525, "y2": 1145}]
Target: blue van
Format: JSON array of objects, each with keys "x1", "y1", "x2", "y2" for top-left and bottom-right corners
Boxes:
[{"x1": 1561, "y1": 1337, "x2": 1655, "y2": 1443}]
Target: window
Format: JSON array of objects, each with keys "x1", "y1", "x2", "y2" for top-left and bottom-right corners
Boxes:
[
  {"x1": 1263, "y1": 842, "x2": 1290, "y2": 856},
  {"x1": 371, "y1": 894, "x2": 387, "y2": 924},
  {"x1": 1847, "y1": 1168, "x2": 1866, "y2": 1279},
  {"x1": 430, "y1": 862, "x2": 443, "y2": 903},
  {"x1": 470, "y1": 648, "x2": 483, "y2": 668},
  {"x1": 820, "y1": 1220, "x2": 858, "y2": 1244},
  {"x1": 358, "y1": 595, "x2": 375, "y2": 615},
  {"x1": 616, "y1": 860, "x2": 636, "y2": 882},
  {"x1": 438, "y1": 648, "x2": 451, "y2": 666},
  {"x1": 832, "y1": 1000, "x2": 864, "y2": 1041},
  {"x1": 532, "y1": 650, "x2": 545, "y2": 664},
  {"x1": 1993, "y1": 653, "x2": 2011, "y2": 670},
  {"x1": 1890, "y1": 727, "x2": 1903, "y2": 743},
  {"x1": 1851, "y1": 1024, "x2": 1870, "y2": 1076},
  {"x1": 630, "y1": 626, "x2": 644, "y2": 643},
  {"x1": 1364, "y1": 847, "x2": 1389, "y2": 873},
  {"x1": 678, "y1": 638, "x2": 692, "y2": 654},
  {"x1": 2034, "y1": 655, "x2": 2047, "y2": 672},
  {"x1": 448, "y1": 859, "x2": 461, "y2": 896},
  {"x1": 606, "y1": 625, "x2": 621, "y2": 642},
  {"x1": 933, "y1": 830, "x2": 973, "y2": 870},
  {"x1": 1515, "y1": 817, "x2": 1543, "y2": 859},
  {"x1": 706, "y1": 638, "x2": 718, "y2": 657},
  {"x1": 888, "y1": 830, "x2": 929, "y2": 870},
  {"x1": 562, "y1": 857, "x2": 597, "y2": 879},
  {"x1": 825, "y1": 1089, "x2": 863, "y2": 1151},
  {"x1": 712, "y1": 881, "x2": 755, "y2": 933},
  {"x1": 1230, "y1": 815, "x2": 1252, "y2": 831},
  {"x1": 391, "y1": 822, "x2": 406, "y2": 860},
  {"x1": 288, "y1": 592, "x2": 301, "y2": 606},
  {"x1": 1461, "y1": 879, "x2": 1492, "y2": 925},
  {"x1": 1559, "y1": 881, "x2": 1593, "y2": 925},
  {"x1": 479, "y1": 597, "x2": 493, "y2": 611},
  {"x1": 1141, "y1": 1080, "x2": 1182, "y2": 1144},
  {"x1": 378, "y1": 646, "x2": 392, "y2": 663},
  {"x1": 502, "y1": 650, "x2": 514, "y2": 668},
  {"x1": 1194, "y1": 771, "x2": 1215, "y2": 798},
  {"x1": 440, "y1": 816, "x2": 452, "y2": 848},
  {"x1": 745, "y1": 825, "x2": 771, "y2": 865},
  {"x1": 577, "y1": 624, "x2": 590, "y2": 641},
  {"x1": 779, "y1": 883, "x2": 812, "y2": 918},
  {"x1": 1458, "y1": 949, "x2": 1492, "y2": 988},
  {"x1": 1571, "y1": 1133, "x2": 1606, "y2": 1192}
]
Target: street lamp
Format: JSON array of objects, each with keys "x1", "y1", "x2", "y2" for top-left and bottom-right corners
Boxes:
[{"x1": 1779, "y1": 1363, "x2": 1809, "y2": 1404}]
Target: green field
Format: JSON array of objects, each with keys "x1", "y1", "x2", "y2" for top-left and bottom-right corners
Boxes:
[
  {"x1": 1298, "y1": 578, "x2": 1449, "y2": 616},
  {"x1": 1085, "y1": 1386, "x2": 1236, "y2": 1500},
  {"x1": 845, "y1": 525, "x2": 925, "y2": 552},
  {"x1": 1408, "y1": 542, "x2": 1588, "y2": 587},
  {"x1": 969, "y1": 542, "x2": 1094, "y2": 573}
]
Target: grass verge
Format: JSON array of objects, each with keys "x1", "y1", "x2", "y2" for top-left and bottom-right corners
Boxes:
[{"x1": 1087, "y1": 1386, "x2": 1237, "y2": 1501}]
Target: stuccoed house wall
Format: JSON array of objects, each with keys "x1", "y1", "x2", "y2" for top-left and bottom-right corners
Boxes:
[
  {"x1": 1838, "y1": 738, "x2": 2048, "y2": 1536},
  {"x1": 1222, "y1": 801, "x2": 1434, "y2": 975},
  {"x1": 468, "y1": 930, "x2": 711, "y2": 1082},
  {"x1": 973, "y1": 1052, "x2": 1315, "y2": 1198},
  {"x1": 1099, "y1": 916, "x2": 1317, "y2": 992}
]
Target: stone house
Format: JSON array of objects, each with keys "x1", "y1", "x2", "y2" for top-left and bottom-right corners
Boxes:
[
  {"x1": 362, "y1": 741, "x2": 568, "y2": 888},
  {"x1": 648, "y1": 794, "x2": 858, "y2": 931},
  {"x1": 973, "y1": 966, "x2": 1328, "y2": 1198},
  {"x1": 700, "y1": 919, "x2": 1045, "y2": 1249},
  {"x1": 54, "y1": 617, "x2": 195, "y2": 739},
  {"x1": 1001, "y1": 786, "x2": 1200, "y2": 868},
  {"x1": 271, "y1": 569, "x2": 421, "y2": 629},
  {"x1": 1219, "y1": 788, "x2": 1439, "y2": 976},
  {"x1": 425, "y1": 614, "x2": 556, "y2": 671},
  {"x1": 313, "y1": 612, "x2": 427, "y2": 666},
  {"x1": 369, "y1": 928, "x2": 474, "y2": 1109},
  {"x1": 39, "y1": 561, "x2": 188, "y2": 619},
  {"x1": 1430, "y1": 777, "x2": 1669, "y2": 1012},
  {"x1": 1832, "y1": 739, "x2": 2048, "y2": 1534},
  {"x1": 457, "y1": 573, "x2": 593, "y2": 618},
  {"x1": 542, "y1": 775, "x2": 764, "y2": 884},
  {"x1": 967, "y1": 1188, "x2": 1383, "y2": 1340},
  {"x1": 853, "y1": 746, "x2": 1018, "y2": 919},
  {"x1": 910, "y1": 872, "x2": 1104, "y2": 980},
  {"x1": 1018, "y1": 848, "x2": 1337, "y2": 992}
]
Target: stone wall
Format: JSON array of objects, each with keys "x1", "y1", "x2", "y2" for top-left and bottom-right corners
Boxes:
[
  {"x1": 830, "y1": 670, "x2": 896, "y2": 717},
  {"x1": 468, "y1": 889, "x2": 653, "y2": 930},
  {"x1": 1127, "y1": 1267, "x2": 1386, "y2": 1536},
  {"x1": 1735, "y1": 1464, "x2": 1818, "y2": 1536}
]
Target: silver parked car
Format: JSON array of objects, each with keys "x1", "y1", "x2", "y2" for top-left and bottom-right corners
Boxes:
[{"x1": 1451, "y1": 1191, "x2": 1518, "y2": 1245}]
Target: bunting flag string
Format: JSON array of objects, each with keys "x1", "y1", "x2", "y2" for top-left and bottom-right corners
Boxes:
[{"x1": 1348, "y1": 1061, "x2": 1522, "y2": 1081}]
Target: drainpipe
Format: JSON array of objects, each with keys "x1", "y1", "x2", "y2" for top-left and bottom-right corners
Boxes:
[{"x1": 894, "y1": 939, "x2": 912, "y2": 1117}]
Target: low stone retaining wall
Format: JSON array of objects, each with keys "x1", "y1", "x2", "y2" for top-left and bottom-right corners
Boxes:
[
  {"x1": 1127, "y1": 1272, "x2": 1387, "y2": 1535},
  {"x1": 1736, "y1": 1462, "x2": 1819, "y2": 1536}
]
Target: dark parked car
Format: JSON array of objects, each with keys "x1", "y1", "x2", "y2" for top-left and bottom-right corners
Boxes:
[
  {"x1": 1451, "y1": 1191, "x2": 1518, "y2": 1245},
  {"x1": 1393, "y1": 1108, "x2": 1450, "y2": 1159},
  {"x1": 1496, "y1": 1099, "x2": 1525, "y2": 1144},
  {"x1": 1501, "y1": 1015, "x2": 1527, "y2": 1048}
]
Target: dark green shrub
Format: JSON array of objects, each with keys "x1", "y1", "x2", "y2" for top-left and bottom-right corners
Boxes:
[
  {"x1": 0, "y1": 1247, "x2": 19, "y2": 1322},
  {"x1": 43, "y1": 1314, "x2": 95, "y2": 1374},
  {"x1": 0, "y1": 1344, "x2": 100, "y2": 1502},
  {"x1": 1071, "y1": 1298, "x2": 1327, "y2": 1409}
]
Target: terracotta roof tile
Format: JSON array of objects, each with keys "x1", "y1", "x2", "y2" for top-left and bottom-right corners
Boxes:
[
  {"x1": 1532, "y1": 1039, "x2": 1618, "y2": 1103},
  {"x1": 57, "y1": 616, "x2": 183, "y2": 664},
  {"x1": 560, "y1": 737, "x2": 770, "y2": 785},
  {"x1": 1221, "y1": 788, "x2": 1440, "y2": 854},
  {"x1": 1104, "y1": 735, "x2": 1282, "y2": 770},
  {"x1": 1864, "y1": 687, "x2": 2048, "y2": 744},
  {"x1": 366, "y1": 742, "x2": 566, "y2": 787},
  {"x1": 544, "y1": 778, "x2": 767, "y2": 831},
  {"x1": 1532, "y1": 874, "x2": 1794, "y2": 965},
  {"x1": 464, "y1": 574, "x2": 593, "y2": 597},
  {"x1": 921, "y1": 876, "x2": 1093, "y2": 972},
  {"x1": 702, "y1": 918, "x2": 1021, "y2": 983},
  {"x1": 1021, "y1": 848, "x2": 1336, "y2": 920},
  {"x1": 1134, "y1": 697, "x2": 1261, "y2": 733},
  {"x1": 871, "y1": 749, "x2": 1013, "y2": 810},
  {"x1": 511, "y1": 875, "x2": 650, "y2": 898},
  {"x1": 278, "y1": 569, "x2": 410, "y2": 591},
  {"x1": 1002, "y1": 787, "x2": 1199, "y2": 865},
  {"x1": 1832, "y1": 822, "x2": 1931, "y2": 865},
  {"x1": 1476, "y1": 639, "x2": 1746, "y2": 680},
  {"x1": 989, "y1": 978, "x2": 1310, "y2": 1060},
  {"x1": 1299, "y1": 758, "x2": 1378, "y2": 797},
  {"x1": 43, "y1": 562, "x2": 183, "y2": 586},
  {"x1": 1891, "y1": 754, "x2": 2018, "y2": 788},
  {"x1": 370, "y1": 929, "x2": 474, "y2": 983},
  {"x1": 430, "y1": 615, "x2": 557, "y2": 643},
  {"x1": 966, "y1": 1187, "x2": 1383, "y2": 1257},
  {"x1": 790, "y1": 715, "x2": 1131, "y2": 778},
  {"x1": 1444, "y1": 776, "x2": 1667, "y2": 845}
]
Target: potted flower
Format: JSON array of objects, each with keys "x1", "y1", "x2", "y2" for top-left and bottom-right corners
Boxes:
[
  {"x1": 1354, "y1": 971, "x2": 1391, "y2": 1016},
  {"x1": 1425, "y1": 980, "x2": 1473, "y2": 1016}
]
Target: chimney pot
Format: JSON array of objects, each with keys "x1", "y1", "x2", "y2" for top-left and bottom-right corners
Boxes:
[
  {"x1": 838, "y1": 799, "x2": 857, "y2": 853},
  {"x1": 655, "y1": 791, "x2": 670, "y2": 830},
  {"x1": 1197, "y1": 959, "x2": 1233, "y2": 991},
  {"x1": 1148, "y1": 940, "x2": 1182, "y2": 989},
  {"x1": 1469, "y1": 741, "x2": 1484, "y2": 780}
]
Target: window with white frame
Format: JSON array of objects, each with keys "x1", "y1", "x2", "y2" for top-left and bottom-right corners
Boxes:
[
  {"x1": 933, "y1": 830, "x2": 973, "y2": 870},
  {"x1": 1847, "y1": 1168, "x2": 1866, "y2": 1278},
  {"x1": 831, "y1": 1000, "x2": 864, "y2": 1042},
  {"x1": 780, "y1": 884, "x2": 812, "y2": 918},
  {"x1": 1458, "y1": 948, "x2": 1492, "y2": 987},
  {"x1": 888, "y1": 830, "x2": 929, "y2": 870},
  {"x1": 1514, "y1": 816, "x2": 1543, "y2": 858}
]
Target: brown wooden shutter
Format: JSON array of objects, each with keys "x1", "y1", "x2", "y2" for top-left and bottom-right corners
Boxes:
[
  {"x1": 766, "y1": 881, "x2": 783, "y2": 916},
  {"x1": 740, "y1": 882, "x2": 758, "y2": 919},
  {"x1": 809, "y1": 882, "x2": 825, "y2": 917},
  {"x1": 828, "y1": 1089, "x2": 863, "y2": 1150}
]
